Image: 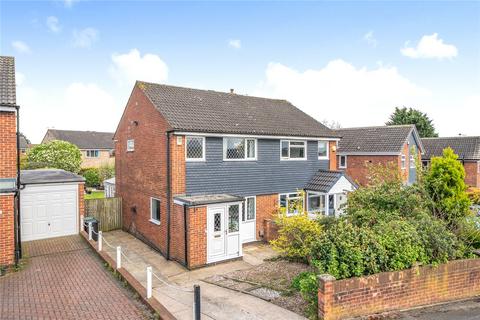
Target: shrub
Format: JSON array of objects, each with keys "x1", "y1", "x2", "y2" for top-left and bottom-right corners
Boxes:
[
  {"x1": 98, "y1": 163, "x2": 115, "y2": 184},
  {"x1": 270, "y1": 212, "x2": 322, "y2": 263},
  {"x1": 81, "y1": 168, "x2": 101, "y2": 188},
  {"x1": 467, "y1": 188, "x2": 480, "y2": 205},
  {"x1": 26, "y1": 140, "x2": 82, "y2": 173},
  {"x1": 291, "y1": 271, "x2": 318, "y2": 319},
  {"x1": 457, "y1": 214, "x2": 480, "y2": 250}
]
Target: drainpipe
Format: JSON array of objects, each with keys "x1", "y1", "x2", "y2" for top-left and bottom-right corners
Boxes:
[
  {"x1": 166, "y1": 131, "x2": 173, "y2": 260},
  {"x1": 184, "y1": 204, "x2": 189, "y2": 268},
  {"x1": 13, "y1": 105, "x2": 22, "y2": 264}
]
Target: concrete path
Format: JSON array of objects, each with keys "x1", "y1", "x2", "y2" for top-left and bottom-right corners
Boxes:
[
  {"x1": 0, "y1": 235, "x2": 153, "y2": 320},
  {"x1": 102, "y1": 230, "x2": 306, "y2": 320}
]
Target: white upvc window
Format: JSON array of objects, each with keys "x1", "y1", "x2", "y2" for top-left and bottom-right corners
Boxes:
[
  {"x1": 279, "y1": 192, "x2": 304, "y2": 216},
  {"x1": 401, "y1": 154, "x2": 406, "y2": 169},
  {"x1": 127, "y1": 139, "x2": 135, "y2": 152},
  {"x1": 150, "y1": 197, "x2": 161, "y2": 225},
  {"x1": 339, "y1": 155, "x2": 347, "y2": 169},
  {"x1": 185, "y1": 136, "x2": 205, "y2": 161},
  {"x1": 243, "y1": 196, "x2": 256, "y2": 222},
  {"x1": 307, "y1": 191, "x2": 326, "y2": 214},
  {"x1": 223, "y1": 137, "x2": 257, "y2": 161},
  {"x1": 318, "y1": 141, "x2": 329, "y2": 160},
  {"x1": 86, "y1": 150, "x2": 100, "y2": 158},
  {"x1": 280, "y1": 140, "x2": 307, "y2": 160},
  {"x1": 410, "y1": 155, "x2": 416, "y2": 168}
]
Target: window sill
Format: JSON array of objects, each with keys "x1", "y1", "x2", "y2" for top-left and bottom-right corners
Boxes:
[
  {"x1": 318, "y1": 157, "x2": 329, "y2": 160},
  {"x1": 149, "y1": 219, "x2": 161, "y2": 226},
  {"x1": 280, "y1": 158, "x2": 308, "y2": 161}
]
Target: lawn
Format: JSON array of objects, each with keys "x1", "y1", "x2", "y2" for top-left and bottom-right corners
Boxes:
[{"x1": 85, "y1": 191, "x2": 105, "y2": 200}]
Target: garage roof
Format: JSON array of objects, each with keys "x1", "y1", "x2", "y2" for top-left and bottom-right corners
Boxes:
[{"x1": 21, "y1": 169, "x2": 85, "y2": 185}]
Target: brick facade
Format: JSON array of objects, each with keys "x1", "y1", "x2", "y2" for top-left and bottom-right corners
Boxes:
[
  {"x1": 0, "y1": 110, "x2": 17, "y2": 266},
  {"x1": 464, "y1": 161, "x2": 480, "y2": 188},
  {"x1": 256, "y1": 193, "x2": 278, "y2": 240},
  {"x1": 329, "y1": 141, "x2": 337, "y2": 171},
  {"x1": 187, "y1": 206, "x2": 207, "y2": 268},
  {"x1": 318, "y1": 259, "x2": 480, "y2": 320},
  {"x1": 80, "y1": 150, "x2": 114, "y2": 168},
  {"x1": 338, "y1": 155, "x2": 399, "y2": 186}
]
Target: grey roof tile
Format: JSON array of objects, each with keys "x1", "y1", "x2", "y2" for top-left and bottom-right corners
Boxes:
[
  {"x1": 0, "y1": 56, "x2": 16, "y2": 106},
  {"x1": 43, "y1": 129, "x2": 114, "y2": 149},
  {"x1": 336, "y1": 125, "x2": 415, "y2": 154},
  {"x1": 422, "y1": 136, "x2": 480, "y2": 160},
  {"x1": 139, "y1": 81, "x2": 339, "y2": 138},
  {"x1": 304, "y1": 170, "x2": 356, "y2": 193}
]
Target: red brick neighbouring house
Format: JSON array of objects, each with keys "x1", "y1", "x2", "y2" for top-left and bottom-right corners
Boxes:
[
  {"x1": 0, "y1": 56, "x2": 19, "y2": 266},
  {"x1": 422, "y1": 136, "x2": 480, "y2": 188},
  {"x1": 115, "y1": 82, "x2": 355, "y2": 269},
  {"x1": 335, "y1": 125, "x2": 424, "y2": 186}
]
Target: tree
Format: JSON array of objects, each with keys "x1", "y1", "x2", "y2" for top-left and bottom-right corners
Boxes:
[
  {"x1": 27, "y1": 140, "x2": 82, "y2": 173},
  {"x1": 424, "y1": 147, "x2": 471, "y2": 226},
  {"x1": 386, "y1": 107, "x2": 438, "y2": 138}
]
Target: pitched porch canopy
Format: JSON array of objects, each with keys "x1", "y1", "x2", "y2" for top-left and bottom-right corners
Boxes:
[{"x1": 304, "y1": 170, "x2": 357, "y2": 216}]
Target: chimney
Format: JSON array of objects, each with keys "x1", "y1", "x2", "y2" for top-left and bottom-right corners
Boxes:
[{"x1": 230, "y1": 88, "x2": 234, "y2": 94}]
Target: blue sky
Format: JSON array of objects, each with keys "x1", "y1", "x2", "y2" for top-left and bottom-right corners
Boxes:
[{"x1": 1, "y1": 1, "x2": 479, "y2": 142}]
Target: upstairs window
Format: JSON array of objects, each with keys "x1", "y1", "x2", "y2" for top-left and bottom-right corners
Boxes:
[
  {"x1": 224, "y1": 138, "x2": 256, "y2": 160},
  {"x1": 127, "y1": 139, "x2": 134, "y2": 152},
  {"x1": 339, "y1": 155, "x2": 347, "y2": 168},
  {"x1": 401, "y1": 154, "x2": 406, "y2": 169},
  {"x1": 86, "y1": 150, "x2": 99, "y2": 158},
  {"x1": 410, "y1": 155, "x2": 416, "y2": 168},
  {"x1": 281, "y1": 140, "x2": 306, "y2": 160},
  {"x1": 186, "y1": 136, "x2": 205, "y2": 161},
  {"x1": 318, "y1": 141, "x2": 329, "y2": 160}
]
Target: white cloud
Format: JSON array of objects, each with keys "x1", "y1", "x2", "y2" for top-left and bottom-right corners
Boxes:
[
  {"x1": 401, "y1": 33, "x2": 458, "y2": 60},
  {"x1": 255, "y1": 60, "x2": 431, "y2": 129},
  {"x1": 363, "y1": 31, "x2": 377, "y2": 47},
  {"x1": 64, "y1": 0, "x2": 77, "y2": 8},
  {"x1": 15, "y1": 72, "x2": 26, "y2": 86},
  {"x1": 12, "y1": 41, "x2": 31, "y2": 54},
  {"x1": 46, "y1": 16, "x2": 62, "y2": 33},
  {"x1": 228, "y1": 39, "x2": 241, "y2": 49},
  {"x1": 72, "y1": 27, "x2": 98, "y2": 48},
  {"x1": 109, "y1": 49, "x2": 168, "y2": 86}
]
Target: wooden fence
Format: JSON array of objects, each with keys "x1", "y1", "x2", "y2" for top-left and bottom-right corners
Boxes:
[{"x1": 85, "y1": 197, "x2": 122, "y2": 232}]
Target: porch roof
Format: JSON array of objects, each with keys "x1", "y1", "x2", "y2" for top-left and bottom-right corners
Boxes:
[
  {"x1": 174, "y1": 194, "x2": 244, "y2": 206},
  {"x1": 304, "y1": 170, "x2": 356, "y2": 193}
]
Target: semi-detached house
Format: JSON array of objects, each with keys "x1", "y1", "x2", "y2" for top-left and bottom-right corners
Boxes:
[{"x1": 115, "y1": 81, "x2": 356, "y2": 269}]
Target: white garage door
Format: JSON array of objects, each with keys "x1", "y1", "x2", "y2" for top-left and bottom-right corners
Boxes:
[{"x1": 21, "y1": 184, "x2": 78, "y2": 241}]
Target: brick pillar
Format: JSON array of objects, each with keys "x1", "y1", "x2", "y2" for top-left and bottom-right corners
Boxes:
[{"x1": 318, "y1": 274, "x2": 336, "y2": 320}]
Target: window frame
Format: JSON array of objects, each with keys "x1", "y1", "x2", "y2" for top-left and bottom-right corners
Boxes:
[
  {"x1": 410, "y1": 154, "x2": 416, "y2": 168},
  {"x1": 401, "y1": 154, "x2": 406, "y2": 169},
  {"x1": 223, "y1": 137, "x2": 257, "y2": 161},
  {"x1": 185, "y1": 136, "x2": 206, "y2": 162},
  {"x1": 317, "y1": 140, "x2": 329, "y2": 160},
  {"x1": 150, "y1": 197, "x2": 161, "y2": 225},
  {"x1": 279, "y1": 192, "x2": 304, "y2": 216},
  {"x1": 243, "y1": 196, "x2": 256, "y2": 222},
  {"x1": 126, "y1": 139, "x2": 135, "y2": 152},
  {"x1": 86, "y1": 149, "x2": 100, "y2": 158},
  {"x1": 339, "y1": 155, "x2": 347, "y2": 169},
  {"x1": 306, "y1": 191, "x2": 326, "y2": 214},
  {"x1": 280, "y1": 140, "x2": 307, "y2": 161}
]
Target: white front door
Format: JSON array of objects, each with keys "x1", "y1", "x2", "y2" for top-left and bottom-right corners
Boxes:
[
  {"x1": 207, "y1": 202, "x2": 242, "y2": 263},
  {"x1": 21, "y1": 184, "x2": 78, "y2": 241},
  {"x1": 241, "y1": 196, "x2": 256, "y2": 243}
]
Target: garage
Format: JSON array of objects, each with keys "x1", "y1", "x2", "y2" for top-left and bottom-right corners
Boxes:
[{"x1": 20, "y1": 169, "x2": 85, "y2": 241}]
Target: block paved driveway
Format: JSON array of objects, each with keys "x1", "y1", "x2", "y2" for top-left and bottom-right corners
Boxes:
[{"x1": 0, "y1": 235, "x2": 154, "y2": 320}]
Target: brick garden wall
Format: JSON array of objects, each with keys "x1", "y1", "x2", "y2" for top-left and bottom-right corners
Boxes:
[{"x1": 318, "y1": 259, "x2": 480, "y2": 320}]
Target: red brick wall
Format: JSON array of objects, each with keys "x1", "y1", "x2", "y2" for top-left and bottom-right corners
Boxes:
[
  {"x1": 329, "y1": 141, "x2": 337, "y2": 171},
  {"x1": 318, "y1": 259, "x2": 480, "y2": 320},
  {"x1": 464, "y1": 161, "x2": 480, "y2": 188},
  {"x1": 256, "y1": 194, "x2": 278, "y2": 240},
  {"x1": 187, "y1": 206, "x2": 207, "y2": 268},
  {"x1": 339, "y1": 155, "x2": 399, "y2": 186},
  {"x1": 115, "y1": 84, "x2": 178, "y2": 256},
  {"x1": 171, "y1": 203, "x2": 186, "y2": 265},
  {"x1": 0, "y1": 195, "x2": 15, "y2": 265},
  {"x1": 399, "y1": 142, "x2": 409, "y2": 184},
  {"x1": 0, "y1": 111, "x2": 17, "y2": 266}
]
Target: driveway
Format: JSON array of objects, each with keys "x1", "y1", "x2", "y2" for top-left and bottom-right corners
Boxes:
[{"x1": 0, "y1": 235, "x2": 154, "y2": 320}]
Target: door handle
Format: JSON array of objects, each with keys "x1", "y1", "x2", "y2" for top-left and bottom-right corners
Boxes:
[
  {"x1": 48, "y1": 223, "x2": 51, "y2": 226},
  {"x1": 214, "y1": 235, "x2": 221, "y2": 238}
]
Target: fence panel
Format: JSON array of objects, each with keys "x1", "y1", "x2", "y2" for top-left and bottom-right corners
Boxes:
[{"x1": 85, "y1": 197, "x2": 122, "y2": 231}]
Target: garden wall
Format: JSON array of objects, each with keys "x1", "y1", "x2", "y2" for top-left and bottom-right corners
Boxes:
[{"x1": 318, "y1": 259, "x2": 480, "y2": 320}]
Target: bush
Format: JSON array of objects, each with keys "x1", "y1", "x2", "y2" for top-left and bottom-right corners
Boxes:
[
  {"x1": 291, "y1": 271, "x2": 318, "y2": 319},
  {"x1": 81, "y1": 168, "x2": 101, "y2": 188},
  {"x1": 467, "y1": 188, "x2": 480, "y2": 205},
  {"x1": 457, "y1": 214, "x2": 480, "y2": 249},
  {"x1": 270, "y1": 212, "x2": 322, "y2": 263},
  {"x1": 26, "y1": 140, "x2": 82, "y2": 173},
  {"x1": 98, "y1": 163, "x2": 115, "y2": 183}
]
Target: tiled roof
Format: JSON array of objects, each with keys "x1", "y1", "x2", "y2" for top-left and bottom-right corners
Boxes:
[
  {"x1": 19, "y1": 135, "x2": 29, "y2": 150},
  {"x1": 0, "y1": 56, "x2": 16, "y2": 106},
  {"x1": 139, "y1": 81, "x2": 339, "y2": 138},
  {"x1": 336, "y1": 125, "x2": 417, "y2": 154},
  {"x1": 44, "y1": 129, "x2": 114, "y2": 149},
  {"x1": 304, "y1": 170, "x2": 356, "y2": 193},
  {"x1": 422, "y1": 136, "x2": 480, "y2": 160}
]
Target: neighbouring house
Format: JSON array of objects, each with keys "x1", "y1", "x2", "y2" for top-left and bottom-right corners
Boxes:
[
  {"x1": 115, "y1": 81, "x2": 356, "y2": 269},
  {"x1": 42, "y1": 129, "x2": 115, "y2": 168},
  {"x1": 422, "y1": 136, "x2": 480, "y2": 188},
  {"x1": 335, "y1": 125, "x2": 424, "y2": 186},
  {"x1": 0, "y1": 56, "x2": 19, "y2": 266},
  {"x1": 19, "y1": 134, "x2": 30, "y2": 154},
  {"x1": 104, "y1": 177, "x2": 115, "y2": 197}
]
